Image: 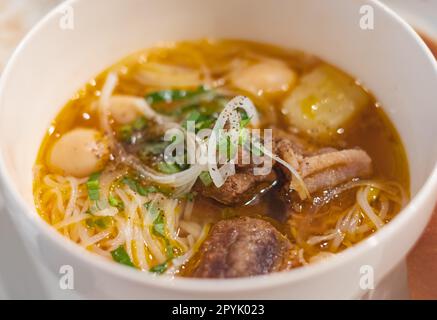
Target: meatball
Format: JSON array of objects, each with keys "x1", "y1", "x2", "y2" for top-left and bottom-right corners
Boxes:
[
  {"x1": 108, "y1": 95, "x2": 142, "y2": 124},
  {"x1": 231, "y1": 61, "x2": 297, "y2": 96},
  {"x1": 48, "y1": 128, "x2": 109, "y2": 177}
]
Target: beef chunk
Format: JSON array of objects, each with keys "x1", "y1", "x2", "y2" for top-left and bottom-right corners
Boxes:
[
  {"x1": 192, "y1": 217, "x2": 293, "y2": 278},
  {"x1": 197, "y1": 169, "x2": 277, "y2": 206}
]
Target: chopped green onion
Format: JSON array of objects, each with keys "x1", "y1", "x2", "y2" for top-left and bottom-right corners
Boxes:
[
  {"x1": 152, "y1": 213, "x2": 166, "y2": 237},
  {"x1": 218, "y1": 135, "x2": 236, "y2": 160},
  {"x1": 111, "y1": 246, "x2": 134, "y2": 267},
  {"x1": 157, "y1": 162, "x2": 182, "y2": 174},
  {"x1": 122, "y1": 177, "x2": 138, "y2": 192},
  {"x1": 144, "y1": 201, "x2": 161, "y2": 220},
  {"x1": 239, "y1": 127, "x2": 249, "y2": 145},
  {"x1": 195, "y1": 117, "x2": 215, "y2": 131},
  {"x1": 182, "y1": 111, "x2": 216, "y2": 131},
  {"x1": 86, "y1": 216, "x2": 113, "y2": 229},
  {"x1": 199, "y1": 171, "x2": 213, "y2": 187},
  {"x1": 183, "y1": 113, "x2": 209, "y2": 129},
  {"x1": 132, "y1": 117, "x2": 147, "y2": 130},
  {"x1": 85, "y1": 218, "x2": 94, "y2": 228},
  {"x1": 140, "y1": 141, "x2": 169, "y2": 156},
  {"x1": 149, "y1": 261, "x2": 168, "y2": 274},
  {"x1": 185, "y1": 110, "x2": 201, "y2": 122},
  {"x1": 137, "y1": 184, "x2": 147, "y2": 196},
  {"x1": 144, "y1": 185, "x2": 159, "y2": 194},
  {"x1": 240, "y1": 117, "x2": 252, "y2": 128},
  {"x1": 166, "y1": 243, "x2": 175, "y2": 259},
  {"x1": 145, "y1": 86, "x2": 207, "y2": 105},
  {"x1": 118, "y1": 125, "x2": 133, "y2": 142},
  {"x1": 184, "y1": 192, "x2": 197, "y2": 202},
  {"x1": 174, "y1": 103, "x2": 199, "y2": 116},
  {"x1": 95, "y1": 217, "x2": 110, "y2": 229},
  {"x1": 252, "y1": 141, "x2": 264, "y2": 157},
  {"x1": 122, "y1": 177, "x2": 149, "y2": 196},
  {"x1": 117, "y1": 117, "x2": 147, "y2": 143},
  {"x1": 108, "y1": 195, "x2": 124, "y2": 209},
  {"x1": 86, "y1": 172, "x2": 101, "y2": 201}
]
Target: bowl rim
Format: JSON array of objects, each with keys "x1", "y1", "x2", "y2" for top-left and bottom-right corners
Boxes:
[{"x1": 0, "y1": 0, "x2": 437, "y2": 294}]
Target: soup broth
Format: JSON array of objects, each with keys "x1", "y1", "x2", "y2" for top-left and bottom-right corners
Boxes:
[{"x1": 34, "y1": 39, "x2": 409, "y2": 277}]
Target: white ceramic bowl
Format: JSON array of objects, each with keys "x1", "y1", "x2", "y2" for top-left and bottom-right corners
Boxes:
[{"x1": 0, "y1": 0, "x2": 436, "y2": 299}]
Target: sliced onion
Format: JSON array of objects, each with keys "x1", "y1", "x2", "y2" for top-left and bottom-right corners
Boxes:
[
  {"x1": 260, "y1": 144, "x2": 310, "y2": 199},
  {"x1": 307, "y1": 231, "x2": 337, "y2": 246},
  {"x1": 357, "y1": 187, "x2": 384, "y2": 229},
  {"x1": 165, "y1": 224, "x2": 210, "y2": 276},
  {"x1": 53, "y1": 213, "x2": 89, "y2": 229},
  {"x1": 81, "y1": 230, "x2": 112, "y2": 247},
  {"x1": 99, "y1": 72, "x2": 118, "y2": 137},
  {"x1": 92, "y1": 207, "x2": 119, "y2": 217},
  {"x1": 207, "y1": 96, "x2": 259, "y2": 187},
  {"x1": 309, "y1": 252, "x2": 336, "y2": 264}
]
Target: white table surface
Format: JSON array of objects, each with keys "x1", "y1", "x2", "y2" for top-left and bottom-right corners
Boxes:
[{"x1": 0, "y1": 0, "x2": 436, "y2": 299}]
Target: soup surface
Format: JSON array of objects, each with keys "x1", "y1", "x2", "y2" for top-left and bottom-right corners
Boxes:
[{"x1": 34, "y1": 39, "x2": 409, "y2": 278}]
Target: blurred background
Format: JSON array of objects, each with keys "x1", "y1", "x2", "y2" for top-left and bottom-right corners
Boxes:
[{"x1": 0, "y1": 0, "x2": 436, "y2": 299}]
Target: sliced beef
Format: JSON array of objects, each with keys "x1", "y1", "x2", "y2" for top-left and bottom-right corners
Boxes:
[
  {"x1": 197, "y1": 169, "x2": 277, "y2": 206},
  {"x1": 274, "y1": 131, "x2": 372, "y2": 199},
  {"x1": 198, "y1": 128, "x2": 372, "y2": 205},
  {"x1": 299, "y1": 149, "x2": 372, "y2": 193},
  {"x1": 192, "y1": 217, "x2": 293, "y2": 278}
]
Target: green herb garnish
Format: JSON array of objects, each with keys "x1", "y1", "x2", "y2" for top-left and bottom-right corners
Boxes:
[
  {"x1": 86, "y1": 216, "x2": 113, "y2": 229},
  {"x1": 184, "y1": 192, "x2": 197, "y2": 202},
  {"x1": 165, "y1": 242, "x2": 175, "y2": 259},
  {"x1": 144, "y1": 201, "x2": 161, "y2": 220},
  {"x1": 157, "y1": 162, "x2": 182, "y2": 174},
  {"x1": 118, "y1": 125, "x2": 133, "y2": 142},
  {"x1": 140, "y1": 141, "x2": 169, "y2": 156},
  {"x1": 121, "y1": 177, "x2": 147, "y2": 196},
  {"x1": 111, "y1": 246, "x2": 134, "y2": 267},
  {"x1": 144, "y1": 185, "x2": 159, "y2": 194},
  {"x1": 217, "y1": 134, "x2": 236, "y2": 160},
  {"x1": 152, "y1": 213, "x2": 166, "y2": 237},
  {"x1": 132, "y1": 117, "x2": 147, "y2": 130},
  {"x1": 185, "y1": 110, "x2": 201, "y2": 122},
  {"x1": 252, "y1": 141, "x2": 265, "y2": 157},
  {"x1": 108, "y1": 195, "x2": 124, "y2": 209},
  {"x1": 240, "y1": 117, "x2": 252, "y2": 128},
  {"x1": 145, "y1": 86, "x2": 207, "y2": 105},
  {"x1": 117, "y1": 117, "x2": 147, "y2": 143},
  {"x1": 182, "y1": 111, "x2": 216, "y2": 132},
  {"x1": 199, "y1": 171, "x2": 213, "y2": 187},
  {"x1": 86, "y1": 172, "x2": 101, "y2": 201},
  {"x1": 149, "y1": 261, "x2": 168, "y2": 274},
  {"x1": 95, "y1": 217, "x2": 110, "y2": 229}
]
